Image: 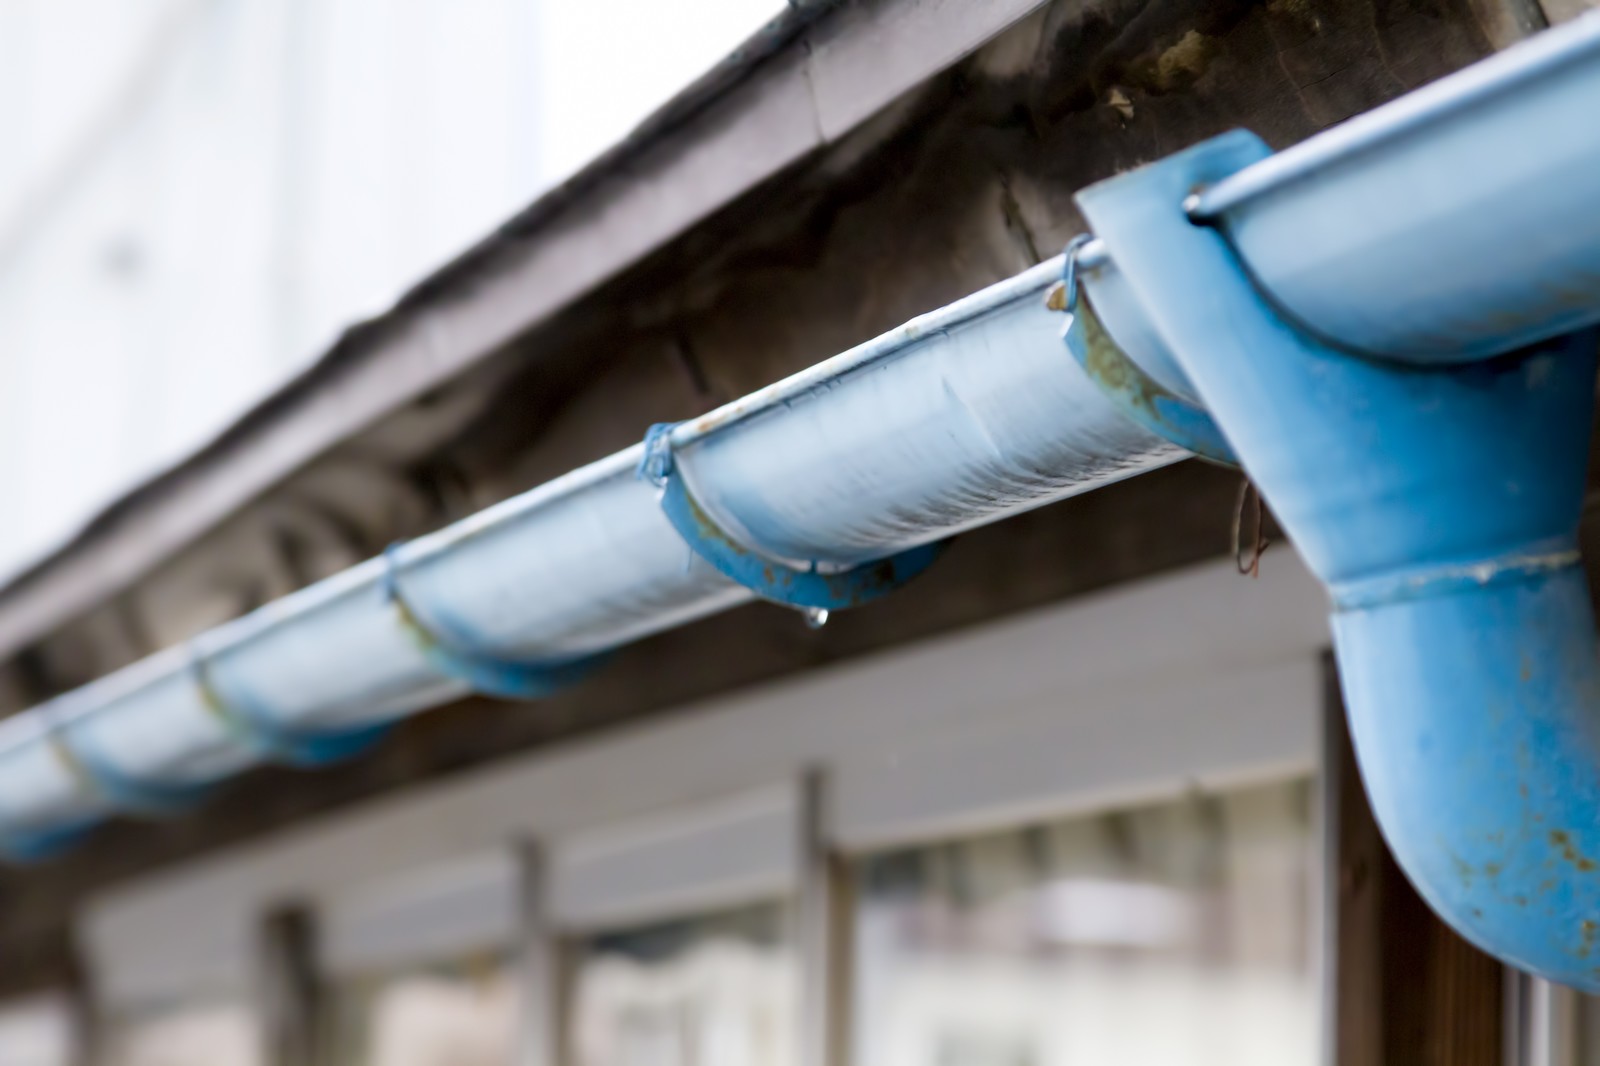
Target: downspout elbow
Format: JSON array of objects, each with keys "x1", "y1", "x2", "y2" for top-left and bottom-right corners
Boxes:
[
  {"x1": 1333, "y1": 554, "x2": 1600, "y2": 987},
  {"x1": 1078, "y1": 131, "x2": 1600, "y2": 988}
]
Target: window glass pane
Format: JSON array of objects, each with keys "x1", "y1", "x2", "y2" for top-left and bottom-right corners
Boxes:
[
  {"x1": 106, "y1": 999, "x2": 261, "y2": 1066},
  {"x1": 327, "y1": 953, "x2": 517, "y2": 1066},
  {"x1": 854, "y1": 779, "x2": 1316, "y2": 1066},
  {"x1": 571, "y1": 902, "x2": 797, "y2": 1066},
  {"x1": 0, "y1": 994, "x2": 75, "y2": 1066}
]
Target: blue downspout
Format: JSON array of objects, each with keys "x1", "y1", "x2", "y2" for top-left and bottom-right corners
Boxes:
[{"x1": 1077, "y1": 132, "x2": 1600, "y2": 988}]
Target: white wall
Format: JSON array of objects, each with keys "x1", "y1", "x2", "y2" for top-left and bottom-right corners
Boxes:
[
  {"x1": 0, "y1": 995, "x2": 75, "y2": 1066},
  {"x1": 0, "y1": 0, "x2": 782, "y2": 583}
]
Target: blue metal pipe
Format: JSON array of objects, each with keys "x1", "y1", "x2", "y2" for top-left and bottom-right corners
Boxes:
[
  {"x1": 1063, "y1": 12, "x2": 1600, "y2": 987},
  {"x1": 1078, "y1": 124, "x2": 1600, "y2": 988}
]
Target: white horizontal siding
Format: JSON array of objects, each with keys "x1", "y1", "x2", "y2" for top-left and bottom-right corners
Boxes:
[{"x1": 83, "y1": 557, "x2": 1328, "y2": 1007}]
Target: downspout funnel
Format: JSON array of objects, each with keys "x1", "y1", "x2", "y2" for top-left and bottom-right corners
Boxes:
[{"x1": 1078, "y1": 132, "x2": 1600, "y2": 988}]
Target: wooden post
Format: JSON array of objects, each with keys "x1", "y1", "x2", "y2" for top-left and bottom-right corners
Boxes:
[
  {"x1": 1323, "y1": 653, "x2": 1505, "y2": 1065},
  {"x1": 515, "y1": 839, "x2": 568, "y2": 1066},
  {"x1": 798, "y1": 769, "x2": 852, "y2": 1066},
  {"x1": 62, "y1": 937, "x2": 99, "y2": 1066},
  {"x1": 258, "y1": 903, "x2": 322, "y2": 1066}
]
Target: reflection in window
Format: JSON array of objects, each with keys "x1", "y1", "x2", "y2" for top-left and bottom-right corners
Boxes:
[
  {"x1": 0, "y1": 994, "x2": 74, "y2": 1066},
  {"x1": 854, "y1": 779, "x2": 1316, "y2": 1066},
  {"x1": 106, "y1": 999, "x2": 261, "y2": 1066},
  {"x1": 571, "y1": 902, "x2": 797, "y2": 1066},
  {"x1": 327, "y1": 954, "x2": 517, "y2": 1066}
]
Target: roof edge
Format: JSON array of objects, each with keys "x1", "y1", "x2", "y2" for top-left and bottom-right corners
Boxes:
[{"x1": 0, "y1": 0, "x2": 1049, "y2": 662}]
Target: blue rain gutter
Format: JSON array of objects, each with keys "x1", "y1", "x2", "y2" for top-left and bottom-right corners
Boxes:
[
  {"x1": 3, "y1": 8, "x2": 1600, "y2": 995},
  {"x1": 1068, "y1": 10, "x2": 1600, "y2": 989},
  {"x1": 0, "y1": 257, "x2": 1183, "y2": 860}
]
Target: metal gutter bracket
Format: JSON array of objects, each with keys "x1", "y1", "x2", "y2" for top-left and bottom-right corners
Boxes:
[
  {"x1": 383, "y1": 544, "x2": 601, "y2": 701},
  {"x1": 189, "y1": 652, "x2": 389, "y2": 767},
  {"x1": 1078, "y1": 131, "x2": 1600, "y2": 989},
  {"x1": 1053, "y1": 236, "x2": 1237, "y2": 465},
  {"x1": 639, "y1": 424, "x2": 945, "y2": 615},
  {"x1": 49, "y1": 722, "x2": 211, "y2": 814}
]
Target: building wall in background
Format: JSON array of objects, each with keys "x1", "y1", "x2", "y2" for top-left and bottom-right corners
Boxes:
[{"x1": 0, "y1": 0, "x2": 779, "y2": 585}]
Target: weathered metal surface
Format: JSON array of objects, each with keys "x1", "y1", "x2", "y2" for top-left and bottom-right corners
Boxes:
[
  {"x1": 1059, "y1": 275, "x2": 1237, "y2": 465},
  {"x1": 1080, "y1": 129, "x2": 1600, "y2": 987},
  {"x1": 670, "y1": 258, "x2": 1181, "y2": 570},
  {"x1": 1196, "y1": 11, "x2": 1600, "y2": 362}
]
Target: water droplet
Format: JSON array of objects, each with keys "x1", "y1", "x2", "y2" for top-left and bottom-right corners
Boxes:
[{"x1": 803, "y1": 607, "x2": 829, "y2": 629}]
